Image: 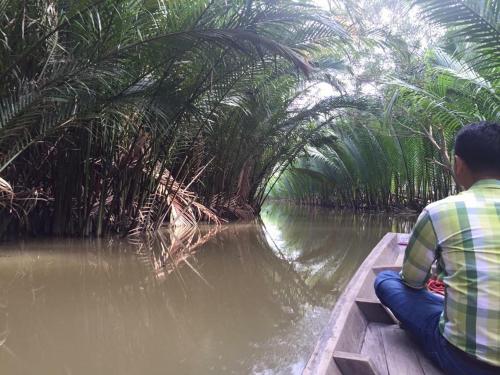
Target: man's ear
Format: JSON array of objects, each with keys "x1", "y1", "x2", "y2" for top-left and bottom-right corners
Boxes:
[
  {"x1": 454, "y1": 155, "x2": 471, "y2": 189},
  {"x1": 454, "y1": 155, "x2": 463, "y2": 175}
]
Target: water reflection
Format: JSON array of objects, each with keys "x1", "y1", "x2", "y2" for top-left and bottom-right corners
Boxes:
[
  {"x1": 0, "y1": 204, "x2": 415, "y2": 375},
  {"x1": 261, "y1": 204, "x2": 415, "y2": 293}
]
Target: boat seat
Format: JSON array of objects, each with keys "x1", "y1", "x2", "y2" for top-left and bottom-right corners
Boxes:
[
  {"x1": 355, "y1": 298, "x2": 397, "y2": 324},
  {"x1": 333, "y1": 351, "x2": 379, "y2": 375}
]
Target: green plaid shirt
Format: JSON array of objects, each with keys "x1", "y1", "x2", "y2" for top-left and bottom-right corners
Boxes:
[{"x1": 401, "y1": 179, "x2": 500, "y2": 367}]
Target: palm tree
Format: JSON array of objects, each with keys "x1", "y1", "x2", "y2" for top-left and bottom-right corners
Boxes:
[
  {"x1": 0, "y1": 0, "x2": 359, "y2": 237},
  {"x1": 268, "y1": 0, "x2": 499, "y2": 209}
]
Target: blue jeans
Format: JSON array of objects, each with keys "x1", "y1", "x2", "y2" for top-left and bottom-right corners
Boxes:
[{"x1": 374, "y1": 271, "x2": 499, "y2": 375}]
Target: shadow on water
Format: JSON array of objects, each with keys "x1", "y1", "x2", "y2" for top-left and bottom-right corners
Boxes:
[{"x1": 0, "y1": 204, "x2": 415, "y2": 375}]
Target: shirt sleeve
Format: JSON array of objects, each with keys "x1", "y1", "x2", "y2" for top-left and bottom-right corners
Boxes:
[{"x1": 401, "y1": 209, "x2": 438, "y2": 289}]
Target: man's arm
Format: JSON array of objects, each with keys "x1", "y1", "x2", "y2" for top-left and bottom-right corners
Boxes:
[{"x1": 401, "y1": 209, "x2": 438, "y2": 289}]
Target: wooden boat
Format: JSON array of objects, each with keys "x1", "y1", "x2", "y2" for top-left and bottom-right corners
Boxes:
[{"x1": 303, "y1": 233, "x2": 444, "y2": 375}]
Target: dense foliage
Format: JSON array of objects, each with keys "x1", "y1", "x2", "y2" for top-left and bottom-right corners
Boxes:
[
  {"x1": 1, "y1": 0, "x2": 498, "y2": 237},
  {"x1": 269, "y1": 0, "x2": 500, "y2": 210},
  {"x1": 0, "y1": 0, "x2": 367, "y2": 236}
]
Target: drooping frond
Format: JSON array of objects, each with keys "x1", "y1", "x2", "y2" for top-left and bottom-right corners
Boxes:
[{"x1": 413, "y1": 0, "x2": 500, "y2": 77}]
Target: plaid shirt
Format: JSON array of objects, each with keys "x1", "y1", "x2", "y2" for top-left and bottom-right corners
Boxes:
[{"x1": 401, "y1": 179, "x2": 500, "y2": 367}]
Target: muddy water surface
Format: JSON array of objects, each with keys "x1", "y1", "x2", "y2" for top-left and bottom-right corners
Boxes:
[{"x1": 0, "y1": 205, "x2": 414, "y2": 375}]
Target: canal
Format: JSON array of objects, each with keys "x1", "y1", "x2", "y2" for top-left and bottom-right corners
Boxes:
[{"x1": 0, "y1": 205, "x2": 414, "y2": 374}]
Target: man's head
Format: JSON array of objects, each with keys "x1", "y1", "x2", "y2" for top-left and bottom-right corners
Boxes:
[{"x1": 454, "y1": 122, "x2": 500, "y2": 189}]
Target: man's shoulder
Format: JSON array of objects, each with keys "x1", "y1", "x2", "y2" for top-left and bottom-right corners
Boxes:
[{"x1": 424, "y1": 193, "x2": 467, "y2": 215}]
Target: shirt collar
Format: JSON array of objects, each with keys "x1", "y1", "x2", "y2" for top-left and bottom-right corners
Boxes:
[{"x1": 470, "y1": 179, "x2": 500, "y2": 190}]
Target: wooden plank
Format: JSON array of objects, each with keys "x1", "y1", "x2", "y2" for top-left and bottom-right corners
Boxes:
[
  {"x1": 361, "y1": 323, "x2": 389, "y2": 375},
  {"x1": 355, "y1": 298, "x2": 397, "y2": 324},
  {"x1": 382, "y1": 307, "x2": 399, "y2": 326},
  {"x1": 373, "y1": 238, "x2": 401, "y2": 267},
  {"x1": 396, "y1": 235, "x2": 408, "y2": 267},
  {"x1": 372, "y1": 266, "x2": 401, "y2": 274},
  {"x1": 395, "y1": 250, "x2": 405, "y2": 267},
  {"x1": 336, "y1": 304, "x2": 368, "y2": 353},
  {"x1": 303, "y1": 233, "x2": 399, "y2": 375},
  {"x1": 333, "y1": 351, "x2": 380, "y2": 375},
  {"x1": 416, "y1": 351, "x2": 444, "y2": 375},
  {"x1": 357, "y1": 270, "x2": 378, "y2": 300},
  {"x1": 380, "y1": 326, "x2": 425, "y2": 375}
]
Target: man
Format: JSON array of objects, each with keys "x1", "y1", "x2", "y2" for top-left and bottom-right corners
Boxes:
[{"x1": 374, "y1": 122, "x2": 500, "y2": 375}]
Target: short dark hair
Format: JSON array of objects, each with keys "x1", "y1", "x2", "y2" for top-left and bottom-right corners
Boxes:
[{"x1": 454, "y1": 122, "x2": 500, "y2": 173}]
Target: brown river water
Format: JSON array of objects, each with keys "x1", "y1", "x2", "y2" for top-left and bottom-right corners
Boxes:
[{"x1": 0, "y1": 204, "x2": 415, "y2": 375}]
